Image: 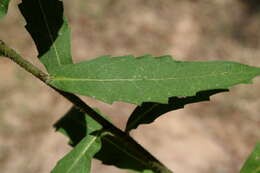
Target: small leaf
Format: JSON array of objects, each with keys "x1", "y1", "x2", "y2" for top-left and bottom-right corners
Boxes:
[
  {"x1": 18, "y1": 0, "x2": 73, "y2": 73},
  {"x1": 54, "y1": 106, "x2": 102, "y2": 146},
  {"x1": 0, "y1": 0, "x2": 10, "y2": 19},
  {"x1": 51, "y1": 133, "x2": 101, "y2": 173},
  {"x1": 49, "y1": 55, "x2": 260, "y2": 105},
  {"x1": 240, "y1": 142, "x2": 260, "y2": 173},
  {"x1": 125, "y1": 89, "x2": 228, "y2": 132},
  {"x1": 54, "y1": 107, "x2": 159, "y2": 173}
]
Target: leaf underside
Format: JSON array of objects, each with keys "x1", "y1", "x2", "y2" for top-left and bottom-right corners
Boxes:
[
  {"x1": 51, "y1": 134, "x2": 101, "y2": 173},
  {"x1": 0, "y1": 0, "x2": 10, "y2": 19},
  {"x1": 18, "y1": 0, "x2": 72, "y2": 73},
  {"x1": 49, "y1": 55, "x2": 260, "y2": 105},
  {"x1": 52, "y1": 107, "x2": 102, "y2": 173},
  {"x1": 125, "y1": 89, "x2": 228, "y2": 132},
  {"x1": 54, "y1": 107, "x2": 157, "y2": 173},
  {"x1": 240, "y1": 142, "x2": 260, "y2": 173}
]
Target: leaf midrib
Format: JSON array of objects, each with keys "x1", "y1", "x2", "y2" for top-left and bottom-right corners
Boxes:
[
  {"x1": 71, "y1": 118, "x2": 155, "y2": 170},
  {"x1": 37, "y1": 0, "x2": 61, "y2": 65},
  {"x1": 66, "y1": 136, "x2": 97, "y2": 173},
  {"x1": 52, "y1": 71, "x2": 258, "y2": 82}
]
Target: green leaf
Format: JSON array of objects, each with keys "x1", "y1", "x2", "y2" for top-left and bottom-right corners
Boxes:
[
  {"x1": 0, "y1": 0, "x2": 10, "y2": 19},
  {"x1": 52, "y1": 107, "x2": 102, "y2": 173},
  {"x1": 95, "y1": 134, "x2": 159, "y2": 173},
  {"x1": 54, "y1": 107, "x2": 159, "y2": 173},
  {"x1": 49, "y1": 55, "x2": 260, "y2": 105},
  {"x1": 51, "y1": 134, "x2": 101, "y2": 173},
  {"x1": 18, "y1": 0, "x2": 72, "y2": 73},
  {"x1": 125, "y1": 89, "x2": 228, "y2": 132},
  {"x1": 240, "y1": 142, "x2": 260, "y2": 173},
  {"x1": 54, "y1": 106, "x2": 102, "y2": 146}
]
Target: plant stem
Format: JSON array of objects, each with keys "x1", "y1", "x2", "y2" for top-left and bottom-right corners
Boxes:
[
  {"x1": 0, "y1": 40, "x2": 49, "y2": 82},
  {"x1": 0, "y1": 40, "x2": 173, "y2": 173}
]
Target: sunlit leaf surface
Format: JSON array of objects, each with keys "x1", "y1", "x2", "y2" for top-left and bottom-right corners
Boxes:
[{"x1": 50, "y1": 55, "x2": 260, "y2": 105}]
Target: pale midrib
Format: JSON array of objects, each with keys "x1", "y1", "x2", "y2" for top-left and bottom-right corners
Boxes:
[
  {"x1": 66, "y1": 136, "x2": 97, "y2": 173},
  {"x1": 37, "y1": 0, "x2": 61, "y2": 66},
  {"x1": 52, "y1": 71, "x2": 257, "y2": 82}
]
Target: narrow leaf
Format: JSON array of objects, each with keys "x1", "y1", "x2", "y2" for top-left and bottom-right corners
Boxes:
[
  {"x1": 51, "y1": 134, "x2": 101, "y2": 173},
  {"x1": 125, "y1": 89, "x2": 228, "y2": 132},
  {"x1": 54, "y1": 107, "x2": 159, "y2": 173},
  {"x1": 52, "y1": 107, "x2": 102, "y2": 173},
  {"x1": 54, "y1": 106, "x2": 102, "y2": 146},
  {"x1": 18, "y1": 0, "x2": 72, "y2": 73},
  {"x1": 49, "y1": 55, "x2": 260, "y2": 105},
  {"x1": 0, "y1": 0, "x2": 10, "y2": 19},
  {"x1": 240, "y1": 142, "x2": 260, "y2": 173}
]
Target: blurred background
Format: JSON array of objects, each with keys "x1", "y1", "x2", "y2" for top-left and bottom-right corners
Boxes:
[{"x1": 0, "y1": 0, "x2": 260, "y2": 173}]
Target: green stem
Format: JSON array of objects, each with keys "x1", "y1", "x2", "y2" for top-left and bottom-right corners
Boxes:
[
  {"x1": 0, "y1": 40, "x2": 173, "y2": 173},
  {"x1": 0, "y1": 40, "x2": 49, "y2": 82}
]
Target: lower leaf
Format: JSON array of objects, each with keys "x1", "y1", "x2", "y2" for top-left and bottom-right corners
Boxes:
[
  {"x1": 240, "y1": 142, "x2": 260, "y2": 173},
  {"x1": 54, "y1": 106, "x2": 163, "y2": 173},
  {"x1": 51, "y1": 131, "x2": 101, "y2": 173}
]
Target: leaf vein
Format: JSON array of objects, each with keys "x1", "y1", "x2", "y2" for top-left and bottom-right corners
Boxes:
[{"x1": 37, "y1": 0, "x2": 61, "y2": 66}]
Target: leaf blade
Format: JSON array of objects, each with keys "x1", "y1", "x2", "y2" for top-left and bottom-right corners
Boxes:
[
  {"x1": 49, "y1": 55, "x2": 260, "y2": 105},
  {"x1": 125, "y1": 89, "x2": 228, "y2": 132},
  {"x1": 18, "y1": 0, "x2": 72, "y2": 73},
  {"x1": 54, "y1": 107, "x2": 159, "y2": 173},
  {"x1": 0, "y1": 0, "x2": 10, "y2": 19},
  {"x1": 240, "y1": 143, "x2": 260, "y2": 173},
  {"x1": 240, "y1": 142, "x2": 260, "y2": 173},
  {"x1": 51, "y1": 134, "x2": 101, "y2": 173},
  {"x1": 95, "y1": 134, "x2": 157, "y2": 173}
]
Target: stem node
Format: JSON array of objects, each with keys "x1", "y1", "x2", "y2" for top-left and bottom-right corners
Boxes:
[{"x1": 0, "y1": 40, "x2": 173, "y2": 173}]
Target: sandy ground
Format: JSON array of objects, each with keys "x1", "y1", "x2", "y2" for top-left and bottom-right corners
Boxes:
[{"x1": 0, "y1": 0, "x2": 260, "y2": 173}]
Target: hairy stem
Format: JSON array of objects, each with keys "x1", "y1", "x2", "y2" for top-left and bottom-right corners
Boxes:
[
  {"x1": 0, "y1": 40, "x2": 172, "y2": 173},
  {"x1": 0, "y1": 40, "x2": 49, "y2": 82}
]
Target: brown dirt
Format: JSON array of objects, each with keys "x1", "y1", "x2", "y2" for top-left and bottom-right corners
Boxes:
[{"x1": 0, "y1": 0, "x2": 260, "y2": 173}]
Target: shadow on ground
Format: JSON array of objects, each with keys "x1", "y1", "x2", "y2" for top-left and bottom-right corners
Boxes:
[{"x1": 0, "y1": 0, "x2": 260, "y2": 173}]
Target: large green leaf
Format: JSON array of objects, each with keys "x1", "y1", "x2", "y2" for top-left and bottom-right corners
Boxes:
[
  {"x1": 0, "y1": 0, "x2": 10, "y2": 19},
  {"x1": 54, "y1": 107, "x2": 161, "y2": 173},
  {"x1": 51, "y1": 134, "x2": 101, "y2": 173},
  {"x1": 240, "y1": 142, "x2": 260, "y2": 173},
  {"x1": 18, "y1": 0, "x2": 72, "y2": 73},
  {"x1": 125, "y1": 89, "x2": 228, "y2": 132},
  {"x1": 49, "y1": 55, "x2": 260, "y2": 105}
]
